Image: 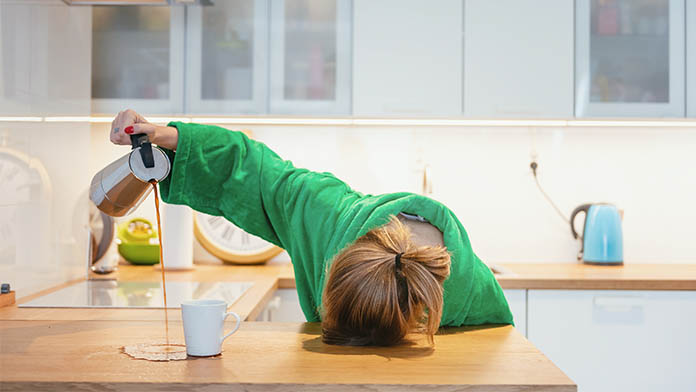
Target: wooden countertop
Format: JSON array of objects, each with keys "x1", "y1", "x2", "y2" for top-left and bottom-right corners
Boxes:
[
  {"x1": 496, "y1": 263, "x2": 696, "y2": 290},
  {"x1": 0, "y1": 320, "x2": 575, "y2": 391}
]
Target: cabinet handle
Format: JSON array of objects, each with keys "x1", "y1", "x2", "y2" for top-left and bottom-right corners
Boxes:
[
  {"x1": 593, "y1": 296, "x2": 644, "y2": 311},
  {"x1": 268, "y1": 296, "x2": 281, "y2": 311}
]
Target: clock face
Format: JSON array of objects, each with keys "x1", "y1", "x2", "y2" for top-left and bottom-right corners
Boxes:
[
  {"x1": 0, "y1": 154, "x2": 34, "y2": 205},
  {"x1": 0, "y1": 151, "x2": 42, "y2": 259},
  {"x1": 193, "y1": 212, "x2": 282, "y2": 263},
  {"x1": 0, "y1": 148, "x2": 51, "y2": 268}
]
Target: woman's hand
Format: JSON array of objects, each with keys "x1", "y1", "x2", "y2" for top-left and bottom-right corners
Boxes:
[{"x1": 109, "y1": 109, "x2": 179, "y2": 150}]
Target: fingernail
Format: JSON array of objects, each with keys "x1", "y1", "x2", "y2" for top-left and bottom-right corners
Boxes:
[{"x1": 124, "y1": 126, "x2": 134, "y2": 134}]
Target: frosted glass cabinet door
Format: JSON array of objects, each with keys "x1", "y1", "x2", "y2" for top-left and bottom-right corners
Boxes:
[
  {"x1": 91, "y1": 6, "x2": 184, "y2": 114},
  {"x1": 575, "y1": 0, "x2": 685, "y2": 117},
  {"x1": 186, "y1": 0, "x2": 268, "y2": 114},
  {"x1": 269, "y1": 0, "x2": 352, "y2": 115}
]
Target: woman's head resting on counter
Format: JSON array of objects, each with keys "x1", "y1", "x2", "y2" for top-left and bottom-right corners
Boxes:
[{"x1": 321, "y1": 216, "x2": 451, "y2": 346}]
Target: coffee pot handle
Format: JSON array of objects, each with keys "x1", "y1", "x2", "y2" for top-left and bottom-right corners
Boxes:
[
  {"x1": 570, "y1": 204, "x2": 592, "y2": 240},
  {"x1": 130, "y1": 134, "x2": 155, "y2": 168}
]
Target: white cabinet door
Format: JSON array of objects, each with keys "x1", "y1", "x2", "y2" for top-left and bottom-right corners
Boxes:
[
  {"x1": 528, "y1": 290, "x2": 696, "y2": 392},
  {"x1": 185, "y1": 0, "x2": 268, "y2": 114},
  {"x1": 0, "y1": 0, "x2": 91, "y2": 116},
  {"x1": 352, "y1": 0, "x2": 462, "y2": 117},
  {"x1": 575, "y1": 0, "x2": 685, "y2": 117},
  {"x1": 687, "y1": 0, "x2": 696, "y2": 117},
  {"x1": 463, "y1": 0, "x2": 573, "y2": 118},
  {"x1": 256, "y1": 288, "x2": 306, "y2": 322},
  {"x1": 269, "y1": 0, "x2": 352, "y2": 115},
  {"x1": 91, "y1": 5, "x2": 184, "y2": 114},
  {"x1": 503, "y1": 289, "x2": 526, "y2": 337}
]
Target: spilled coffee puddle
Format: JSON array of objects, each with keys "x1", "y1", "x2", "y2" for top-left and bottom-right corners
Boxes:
[{"x1": 122, "y1": 342, "x2": 187, "y2": 362}]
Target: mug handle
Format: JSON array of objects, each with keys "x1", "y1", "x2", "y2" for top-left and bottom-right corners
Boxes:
[{"x1": 221, "y1": 311, "x2": 241, "y2": 342}]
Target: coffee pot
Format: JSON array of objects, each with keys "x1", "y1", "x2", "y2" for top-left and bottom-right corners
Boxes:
[{"x1": 90, "y1": 134, "x2": 170, "y2": 217}]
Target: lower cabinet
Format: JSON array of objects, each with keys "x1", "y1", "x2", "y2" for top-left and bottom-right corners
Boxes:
[
  {"x1": 503, "y1": 289, "x2": 526, "y2": 337},
  {"x1": 257, "y1": 288, "x2": 529, "y2": 338},
  {"x1": 527, "y1": 290, "x2": 696, "y2": 392},
  {"x1": 256, "y1": 289, "x2": 306, "y2": 322}
]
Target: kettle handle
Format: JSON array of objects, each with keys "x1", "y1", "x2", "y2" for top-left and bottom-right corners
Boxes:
[
  {"x1": 570, "y1": 204, "x2": 592, "y2": 240},
  {"x1": 130, "y1": 133, "x2": 155, "y2": 169}
]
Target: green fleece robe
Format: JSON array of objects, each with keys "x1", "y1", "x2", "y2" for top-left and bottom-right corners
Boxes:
[{"x1": 159, "y1": 122, "x2": 513, "y2": 327}]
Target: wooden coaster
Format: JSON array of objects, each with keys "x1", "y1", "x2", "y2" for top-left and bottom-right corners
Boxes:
[{"x1": 0, "y1": 291, "x2": 15, "y2": 308}]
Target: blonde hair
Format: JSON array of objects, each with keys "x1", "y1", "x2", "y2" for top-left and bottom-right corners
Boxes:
[{"x1": 321, "y1": 215, "x2": 451, "y2": 346}]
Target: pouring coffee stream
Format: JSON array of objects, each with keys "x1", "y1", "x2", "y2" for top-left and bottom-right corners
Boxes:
[{"x1": 90, "y1": 133, "x2": 176, "y2": 356}]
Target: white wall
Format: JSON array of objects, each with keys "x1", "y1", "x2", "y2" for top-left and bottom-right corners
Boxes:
[{"x1": 90, "y1": 122, "x2": 696, "y2": 264}]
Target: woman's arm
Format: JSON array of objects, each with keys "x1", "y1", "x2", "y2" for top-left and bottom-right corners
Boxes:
[{"x1": 156, "y1": 122, "x2": 360, "y2": 252}]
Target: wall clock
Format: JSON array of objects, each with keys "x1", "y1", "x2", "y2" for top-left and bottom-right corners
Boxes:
[
  {"x1": 193, "y1": 212, "x2": 283, "y2": 265},
  {"x1": 0, "y1": 145, "x2": 52, "y2": 265}
]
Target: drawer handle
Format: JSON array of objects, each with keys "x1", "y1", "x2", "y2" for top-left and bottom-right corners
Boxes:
[{"x1": 593, "y1": 296, "x2": 644, "y2": 311}]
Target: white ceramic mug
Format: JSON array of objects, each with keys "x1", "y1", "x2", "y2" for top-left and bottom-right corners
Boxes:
[{"x1": 181, "y1": 299, "x2": 241, "y2": 356}]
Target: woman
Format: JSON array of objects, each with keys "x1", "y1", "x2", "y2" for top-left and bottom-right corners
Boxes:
[{"x1": 110, "y1": 109, "x2": 513, "y2": 346}]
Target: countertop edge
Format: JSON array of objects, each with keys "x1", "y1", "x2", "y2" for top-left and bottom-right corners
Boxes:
[{"x1": 0, "y1": 381, "x2": 576, "y2": 392}]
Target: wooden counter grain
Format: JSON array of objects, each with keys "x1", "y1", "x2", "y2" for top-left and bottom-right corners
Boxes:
[{"x1": 0, "y1": 320, "x2": 576, "y2": 391}]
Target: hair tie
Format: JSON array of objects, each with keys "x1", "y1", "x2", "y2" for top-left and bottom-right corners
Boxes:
[{"x1": 394, "y1": 252, "x2": 404, "y2": 272}]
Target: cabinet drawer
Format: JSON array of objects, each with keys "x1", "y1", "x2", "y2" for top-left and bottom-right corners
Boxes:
[{"x1": 528, "y1": 290, "x2": 696, "y2": 392}]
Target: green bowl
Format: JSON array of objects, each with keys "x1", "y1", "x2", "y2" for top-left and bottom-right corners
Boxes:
[{"x1": 118, "y1": 242, "x2": 160, "y2": 265}]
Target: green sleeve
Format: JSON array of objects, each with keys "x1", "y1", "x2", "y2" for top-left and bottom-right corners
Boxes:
[{"x1": 158, "y1": 122, "x2": 360, "y2": 320}]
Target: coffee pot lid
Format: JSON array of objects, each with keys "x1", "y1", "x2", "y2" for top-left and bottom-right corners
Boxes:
[{"x1": 129, "y1": 146, "x2": 170, "y2": 183}]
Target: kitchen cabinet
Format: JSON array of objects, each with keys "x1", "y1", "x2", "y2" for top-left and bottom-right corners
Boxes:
[
  {"x1": 259, "y1": 288, "x2": 526, "y2": 335},
  {"x1": 575, "y1": 0, "x2": 685, "y2": 117},
  {"x1": 527, "y1": 289, "x2": 696, "y2": 392},
  {"x1": 687, "y1": 0, "x2": 696, "y2": 117},
  {"x1": 352, "y1": 0, "x2": 461, "y2": 117},
  {"x1": 185, "y1": 0, "x2": 268, "y2": 114},
  {"x1": 91, "y1": 5, "x2": 184, "y2": 114},
  {"x1": 0, "y1": 0, "x2": 91, "y2": 115},
  {"x1": 463, "y1": 0, "x2": 573, "y2": 118},
  {"x1": 269, "y1": 0, "x2": 352, "y2": 115},
  {"x1": 503, "y1": 289, "x2": 526, "y2": 337},
  {"x1": 256, "y1": 288, "x2": 306, "y2": 322}
]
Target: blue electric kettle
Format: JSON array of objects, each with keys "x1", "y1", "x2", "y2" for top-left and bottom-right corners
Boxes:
[{"x1": 570, "y1": 203, "x2": 623, "y2": 265}]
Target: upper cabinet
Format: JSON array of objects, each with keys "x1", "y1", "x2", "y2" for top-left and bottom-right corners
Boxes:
[
  {"x1": 87, "y1": 0, "x2": 695, "y2": 118},
  {"x1": 687, "y1": 0, "x2": 696, "y2": 118},
  {"x1": 91, "y1": 6, "x2": 185, "y2": 114},
  {"x1": 575, "y1": 0, "x2": 685, "y2": 117},
  {"x1": 352, "y1": 0, "x2": 462, "y2": 117},
  {"x1": 185, "y1": 0, "x2": 268, "y2": 114},
  {"x1": 94, "y1": 1, "x2": 351, "y2": 115},
  {"x1": 269, "y1": 0, "x2": 352, "y2": 115},
  {"x1": 463, "y1": 0, "x2": 574, "y2": 118},
  {"x1": 0, "y1": 1, "x2": 91, "y2": 116}
]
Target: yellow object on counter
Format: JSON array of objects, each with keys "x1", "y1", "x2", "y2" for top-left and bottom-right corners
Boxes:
[{"x1": 117, "y1": 218, "x2": 160, "y2": 265}]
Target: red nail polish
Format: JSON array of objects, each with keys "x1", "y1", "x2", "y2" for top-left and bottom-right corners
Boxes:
[{"x1": 124, "y1": 126, "x2": 134, "y2": 134}]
